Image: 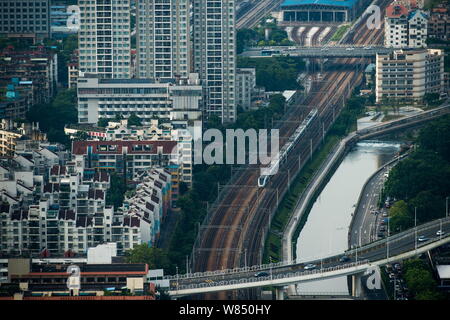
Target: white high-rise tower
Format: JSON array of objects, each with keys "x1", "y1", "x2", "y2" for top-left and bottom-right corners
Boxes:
[
  {"x1": 192, "y1": 0, "x2": 236, "y2": 123},
  {"x1": 136, "y1": 0, "x2": 190, "y2": 79},
  {"x1": 78, "y1": 0, "x2": 131, "y2": 79}
]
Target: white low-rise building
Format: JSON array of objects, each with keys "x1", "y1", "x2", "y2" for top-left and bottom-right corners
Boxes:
[{"x1": 77, "y1": 74, "x2": 203, "y2": 125}]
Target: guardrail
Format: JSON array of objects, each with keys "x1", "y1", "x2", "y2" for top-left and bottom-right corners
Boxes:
[
  {"x1": 347, "y1": 150, "x2": 412, "y2": 247},
  {"x1": 175, "y1": 260, "x2": 370, "y2": 291},
  {"x1": 166, "y1": 218, "x2": 450, "y2": 281}
]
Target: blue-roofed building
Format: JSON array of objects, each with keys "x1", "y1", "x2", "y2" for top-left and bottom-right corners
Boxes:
[{"x1": 280, "y1": 0, "x2": 372, "y2": 22}]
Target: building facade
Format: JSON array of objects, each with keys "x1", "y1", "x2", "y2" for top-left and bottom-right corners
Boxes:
[
  {"x1": 375, "y1": 49, "x2": 444, "y2": 103},
  {"x1": 78, "y1": 0, "x2": 131, "y2": 79},
  {"x1": 192, "y1": 0, "x2": 236, "y2": 123},
  {"x1": 0, "y1": 0, "x2": 51, "y2": 43},
  {"x1": 136, "y1": 0, "x2": 190, "y2": 80},
  {"x1": 236, "y1": 68, "x2": 256, "y2": 111},
  {"x1": 384, "y1": 4, "x2": 428, "y2": 48},
  {"x1": 76, "y1": 75, "x2": 202, "y2": 125}
]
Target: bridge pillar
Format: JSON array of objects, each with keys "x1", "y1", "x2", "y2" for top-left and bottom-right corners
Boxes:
[
  {"x1": 351, "y1": 274, "x2": 363, "y2": 298},
  {"x1": 275, "y1": 287, "x2": 285, "y2": 300}
]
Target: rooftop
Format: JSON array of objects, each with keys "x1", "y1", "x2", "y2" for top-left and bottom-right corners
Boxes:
[{"x1": 281, "y1": 0, "x2": 359, "y2": 9}]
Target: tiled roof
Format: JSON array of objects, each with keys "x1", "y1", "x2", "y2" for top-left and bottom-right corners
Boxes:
[
  {"x1": 386, "y1": 4, "x2": 409, "y2": 18},
  {"x1": 72, "y1": 140, "x2": 177, "y2": 155}
]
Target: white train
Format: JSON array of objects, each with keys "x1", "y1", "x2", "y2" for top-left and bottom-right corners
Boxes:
[{"x1": 258, "y1": 108, "x2": 318, "y2": 188}]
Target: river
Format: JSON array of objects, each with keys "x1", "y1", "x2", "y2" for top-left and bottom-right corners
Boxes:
[{"x1": 295, "y1": 140, "x2": 402, "y2": 295}]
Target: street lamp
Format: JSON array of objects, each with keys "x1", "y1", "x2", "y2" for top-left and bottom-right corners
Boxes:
[
  {"x1": 387, "y1": 216, "x2": 390, "y2": 261},
  {"x1": 415, "y1": 207, "x2": 417, "y2": 252},
  {"x1": 446, "y1": 196, "x2": 448, "y2": 218},
  {"x1": 176, "y1": 266, "x2": 179, "y2": 292},
  {"x1": 269, "y1": 256, "x2": 273, "y2": 281}
]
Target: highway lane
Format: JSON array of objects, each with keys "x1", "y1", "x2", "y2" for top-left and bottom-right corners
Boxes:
[
  {"x1": 350, "y1": 153, "x2": 406, "y2": 247},
  {"x1": 169, "y1": 218, "x2": 450, "y2": 291}
]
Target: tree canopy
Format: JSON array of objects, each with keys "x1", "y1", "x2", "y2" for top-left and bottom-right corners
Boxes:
[
  {"x1": 384, "y1": 115, "x2": 450, "y2": 232},
  {"x1": 26, "y1": 88, "x2": 77, "y2": 147}
]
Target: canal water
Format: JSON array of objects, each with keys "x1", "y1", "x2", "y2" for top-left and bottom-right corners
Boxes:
[{"x1": 295, "y1": 140, "x2": 402, "y2": 295}]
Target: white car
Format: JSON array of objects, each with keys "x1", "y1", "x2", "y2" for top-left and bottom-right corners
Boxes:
[
  {"x1": 346, "y1": 47, "x2": 355, "y2": 51},
  {"x1": 436, "y1": 230, "x2": 446, "y2": 236}
]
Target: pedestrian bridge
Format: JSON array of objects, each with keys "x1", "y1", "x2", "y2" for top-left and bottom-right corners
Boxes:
[
  {"x1": 240, "y1": 46, "x2": 394, "y2": 58},
  {"x1": 165, "y1": 217, "x2": 450, "y2": 297}
]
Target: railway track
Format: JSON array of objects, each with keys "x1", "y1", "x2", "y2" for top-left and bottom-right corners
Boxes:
[
  {"x1": 236, "y1": 0, "x2": 284, "y2": 30},
  {"x1": 194, "y1": 0, "x2": 390, "y2": 299}
]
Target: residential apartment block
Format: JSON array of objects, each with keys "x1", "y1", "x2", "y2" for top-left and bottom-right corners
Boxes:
[
  {"x1": 384, "y1": 4, "x2": 428, "y2": 48},
  {"x1": 0, "y1": 0, "x2": 51, "y2": 43},
  {"x1": 428, "y1": 6, "x2": 450, "y2": 41},
  {"x1": 236, "y1": 68, "x2": 256, "y2": 111},
  {"x1": 78, "y1": 0, "x2": 131, "y2": 79},
  {"x1": 375, "y1": 49, "x2": 444, "y2": 103},
  {"x1": 136, "y1": 0, "x2": 190, "y2": 80},
  {"x1": 0, "y1": 46, "x2": 58, "y2": 106},
  {"x1": 192, "y1": 0, "x2": 236, "y2": 123}
]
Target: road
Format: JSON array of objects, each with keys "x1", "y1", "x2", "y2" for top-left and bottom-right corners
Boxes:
[
  {"x1": 349, "y1": 152, "x2": 410, "y2": 247},
  {"x1": 169, "y1": 218, "x2": 450, "y2": 295}
]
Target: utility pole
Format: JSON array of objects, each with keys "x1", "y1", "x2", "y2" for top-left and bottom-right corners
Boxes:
[
  {"x1": 387, "y1": 217, "x2": 390, "y2": 261},
  {"x1": 414, "y1": 208, "x2": 418, "y2": 252},
  {"x1": 446, "y1": 196, "x2": 448, "y2": 218},
  {"x1": 176, "y1": 266, "x2": 179, "y2": 293},
  {"x1": 186, "y1": 255, "x2": 189, "y2": 276}
]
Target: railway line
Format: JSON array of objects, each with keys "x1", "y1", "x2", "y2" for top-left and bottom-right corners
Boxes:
[
  {"x1": 236, "y1": 0, "x2": 284, "y2": 30},
  {"x1": 194, "y1": 0, "x2": 391, "y2": 299}
]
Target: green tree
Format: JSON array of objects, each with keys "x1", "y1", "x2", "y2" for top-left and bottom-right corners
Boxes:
[
  {"x1": 26, "y1": 88, "x2": 77, "y2": 147},
  {"x1": 97, "y1": 118, "x2": 109, "y2": 127},
  {"x1": 105, "y1": 173, "x2": 127, "y2": 209},
  {"x1": 127, "y1": 113, "x2": 142, "y2": 127},
  {"x1": 389, "y1": 200, "x2": 412, "y2": 232},
  {"x1": 124, "y1": 243, "x2": 171, "y2": 270}
]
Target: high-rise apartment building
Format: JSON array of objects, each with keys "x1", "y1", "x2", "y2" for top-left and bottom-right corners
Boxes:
[
  {"x1": 0, "y1": 0, "x2": 51, "y2": 43},
  {"x1": 136, "y1": 0, "x2": 190, "y2": 80},
  {"x1": 78, "y1": 0, "x2": 131, "y2": 79},
  {"x1": 192, "y1": 0, "x2": 236, "y2": 123}
]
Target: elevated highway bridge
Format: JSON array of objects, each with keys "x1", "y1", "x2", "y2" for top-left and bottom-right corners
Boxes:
[
  {"x1": 240, "y1": 46, "x2": 394, "y2": 58},
  {"x1": 166, "y1": 217, "x2": 450, "y2": 297}
]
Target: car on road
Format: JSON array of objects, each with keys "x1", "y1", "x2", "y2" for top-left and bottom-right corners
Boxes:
[
  {"x1": 418, "y1": 235, "x2": 429, "y2": 242},
  {"x1": 382, "y1": 212, "x2": 388, "y2": 217},
  {"x1": 339, "y1": 255, "x2": 350, "y2": 263},
  {"x1": 205, "y1": 279, "x2": 214, "y2": 283},
  {"x1": 346, "y1": 47, "x2": 355, "y2": 51},
  {"x1": 254, "y1": 272, "x2": 269, "y2": 278},
  {"x1": 436, "y1": 230, "x2": 446, "y2": 236},
  {"x1": 304, "y1": 263, "x2": 317, "y2": 270}
]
